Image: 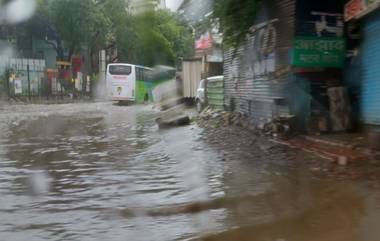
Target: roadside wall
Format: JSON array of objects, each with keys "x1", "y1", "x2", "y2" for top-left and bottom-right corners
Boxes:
[
  {"x1": 223, "y1": 0, "x2": 297, "y2": 126},
  {"x1": 224, "y1": 0, "x2": 347, "y2": 131}
]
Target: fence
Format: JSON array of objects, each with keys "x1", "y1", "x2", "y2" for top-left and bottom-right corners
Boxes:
[
  {"x1": 7, "y1": 58, "x2": 45, "y2": 98},
  {"x1": 0, "y1": 57, "x2": 92, "y2": 101}
]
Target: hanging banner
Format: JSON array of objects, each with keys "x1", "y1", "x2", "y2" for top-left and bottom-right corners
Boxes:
[
  {"x1": 195, "y1": 32, "x2": 213, "y2": 51},
  {"x1": 51, "y1": 77, "x2": 57, "y2": 93},
  {"x1": 75, "y1": 72, "x2": 83, "y2": 91},
  {"x1": 86, "y1": 76, "x2": 91, "y2": 93},
  {"x1": 14, "y1": 78, "x2": 22, "y2": 94},
  {"x1": 345, "y1": 0, "x2": 380, "y2": 21},
  {"x1": 345, "y1": 0, "x2": 366, "y2": 21},
  {"x1": 292, "y1": 36, "x2": 346, "y2": 68},
  {"x1": 71, "y1": 56, "x2": 83, "y2": 73}
]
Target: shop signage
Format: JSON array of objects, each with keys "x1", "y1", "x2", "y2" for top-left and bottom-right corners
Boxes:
[
  {"x1": 345, "y1": 0, "x2": 380, "y2": 21},
  {"x1": 292, "y1": 36, "x2": 346, "y2": 68}
]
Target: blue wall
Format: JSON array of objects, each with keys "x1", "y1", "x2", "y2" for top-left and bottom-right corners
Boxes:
[{"x1": 360, "y1": 10, "x2": 380, "y2": 125}]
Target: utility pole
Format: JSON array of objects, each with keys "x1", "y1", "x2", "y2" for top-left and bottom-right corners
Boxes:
[
  {"x1": 5, "y1": 69, "x2": 10, "y2": 100},
  {"x1": 99, "y1": 50, "x2": 107, "y2": 100},
  {"x1": 27, "y1": 64, "x2": 31, "y2": 101}
]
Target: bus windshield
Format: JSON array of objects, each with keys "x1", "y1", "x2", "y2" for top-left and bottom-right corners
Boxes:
[{"x1": 109, "y1": 65, "x2": 132, "y2": 75}]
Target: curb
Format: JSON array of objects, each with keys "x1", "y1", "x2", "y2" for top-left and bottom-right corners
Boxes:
[
  {"x1": 300, "y1": 134, "x2": 380, "y2": 156},
  {"x1": 300, "y1": 135, "x2": 355, "y2": 149},
  {"x1": 272, "y1": 136, "x2": 370, "y2": 165}
]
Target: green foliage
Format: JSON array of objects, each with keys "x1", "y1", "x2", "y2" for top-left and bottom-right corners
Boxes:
[
  {"x1": 99, "y1": 0, "x2": 131, "y2": 42},
  {"x1": 50, "y1": 0, "x2": 108, "y2": 60},
  {"x1": 213, "y1": 0, "x2": 261, "y2": 47},
  {"x1": 53, "y1": 0, "x2": 194, "y2": 67},
  {"x1": 119, "y1": 9, "x2": 194, "y2": 67},
  {"x1": 2, "y1": 0, "x2": 194, "y2": 69}
]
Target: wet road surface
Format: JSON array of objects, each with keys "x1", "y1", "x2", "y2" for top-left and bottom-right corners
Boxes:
[{"x1": 0, "y1": 102, "x2": 380, "y2": 241}]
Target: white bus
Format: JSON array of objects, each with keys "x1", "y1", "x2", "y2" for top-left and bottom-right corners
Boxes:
[{"x1": 106, "y1": 63, "x2": 153, "y2": 103}]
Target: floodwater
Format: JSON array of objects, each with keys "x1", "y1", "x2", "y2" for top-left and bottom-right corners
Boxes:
[{"x1": 0, "y1": 102, "x2": 379, "y2": 241}]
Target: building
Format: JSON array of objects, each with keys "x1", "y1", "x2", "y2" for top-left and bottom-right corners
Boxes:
[
  {"x1": 177, "y1": 0, "x2": 213, "y2": 22},
  {"x1": 158, "y1": 0, "x2": 166, "y2": 9},
  {"x1": 223, "y1": 0, "x2": 347, "y2": 132},
  {"x1": 168, "y1": 0, "x2": 184, "y2": 11},
  {"x1": 344, "y1": 0, "x2": 380, "y2": 127},
  {"x1": 128, "y1": 0, "x2": 166, "y2": 13},
  {"x1": 177, "y1": 0, "x2": 223, "y2": 92}
]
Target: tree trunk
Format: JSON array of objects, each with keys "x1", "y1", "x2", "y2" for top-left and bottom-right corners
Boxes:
[
  {"x1": 67, "y1": 43, "x2": 77, "y2": 62},
  {"x1": 89, "y1": 47, "x2": 95, "y2": 74},
  {"x1": 56, "y1": 38, "x2": 65, "y2": 61}
]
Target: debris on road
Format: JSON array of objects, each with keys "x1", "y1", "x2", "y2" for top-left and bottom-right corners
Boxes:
[
  {"x1": 156, "y1": 115, "x2": 190, "y2": 129},
  {"x1": 198, "y1": 107, "x2": 294, "y2": 139},
  {"x1": 198, "y1": 107, "x2": 380, "y2": 167}
]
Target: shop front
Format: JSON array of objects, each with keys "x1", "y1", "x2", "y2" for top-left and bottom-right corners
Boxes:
[
  {"x1": 291, "y1": 36, "x2": 350, "y2": 133},
  {"x1": 344, "y1": 0, "x2": 380, "y2": 126}
]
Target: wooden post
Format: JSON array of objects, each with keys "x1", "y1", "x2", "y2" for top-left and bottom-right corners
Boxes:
[{"x1": 204, "y1": 53, "x2": 208, "y2": 106}]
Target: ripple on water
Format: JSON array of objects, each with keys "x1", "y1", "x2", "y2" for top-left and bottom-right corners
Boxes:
[{"x1": 1, "y1": 103, "x2": 380, "y2": 241}]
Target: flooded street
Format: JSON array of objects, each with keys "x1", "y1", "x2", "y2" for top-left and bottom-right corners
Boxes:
[{"x1": 0, "y1": 102, "x2": 380, "y2": 241}]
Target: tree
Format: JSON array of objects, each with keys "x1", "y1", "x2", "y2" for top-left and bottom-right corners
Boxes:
[
  {"x1": 155, "y1": 10, "x2": 194, "y2": 62},
  {"x1": 13, "y1": 0, "x2": 109, "y2": 62},
  {"x1": 213, "y1": 0, "x2": 261, "y2": 47},
  {"x1": 1, "y1": 0, "x2": 194, "y2": 70},
  {"x1": 50, "y1": 0, "x2": 108, "y2": 61},
  {"x1": 121, "y1": 9, "x2": 194, "y2": 67}
]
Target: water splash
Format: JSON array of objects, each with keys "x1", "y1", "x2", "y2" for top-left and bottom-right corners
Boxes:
[
  {"x1": 27, "y1": 170, "x2": 52, "y2": 196},
  {"x1": 0, "y1": 0, "x2": 37, "y2": 24}
]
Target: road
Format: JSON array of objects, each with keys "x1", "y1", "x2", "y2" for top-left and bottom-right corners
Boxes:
[{"x1": 0, "y1": 102, "x2": 379, "y2": 241}]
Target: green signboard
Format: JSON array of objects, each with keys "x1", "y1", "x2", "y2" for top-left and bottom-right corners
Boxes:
[{"x1": 292, "y1": 36, "x2": 346, "y2": 68}]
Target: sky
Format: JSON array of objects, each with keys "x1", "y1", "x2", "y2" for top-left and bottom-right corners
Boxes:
[{"x1": 166, "y1": 0, "x2": 183, "y2": 11}]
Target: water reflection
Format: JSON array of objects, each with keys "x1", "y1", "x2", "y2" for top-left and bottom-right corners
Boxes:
[
  {"x1": 0, "y1": 103, "x2": 379, "y2": 241},
  {"x1": 202, "y1": 179, "x2": 365, "y2": 241}
]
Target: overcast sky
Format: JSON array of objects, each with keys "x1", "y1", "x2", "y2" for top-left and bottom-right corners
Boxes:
[{"x1": 166, "y1": 0, "x2": 183, "y2": 11}]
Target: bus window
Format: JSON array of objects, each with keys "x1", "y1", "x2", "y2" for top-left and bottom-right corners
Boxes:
[
  {"x1": 144, "y1": 69, "x2": 153, "y2": 82},
  {"x1": 142, "y1": 69, "x2": 151, "y2": 82},
  {"x1": 141, "y1": 69, "x2": 145, "y2": 81},
  {"x1": 109, "y1": 65, "x2": 131, "y2": 75},
  {"x1": 136, "y1": 67, "x2": 143, "y2": 81}
]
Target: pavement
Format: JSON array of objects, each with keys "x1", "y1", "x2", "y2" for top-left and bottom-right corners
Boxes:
[
  {"x1": 303, "y1": 133, "x2": 368, "y2": 149},
  {"x1": 273, "y1": 136, "x2": 368, "y2": 166},
  {"x1": 197, "y1": 107, "x2": 379, "y2": 166},
  {"x1": 277, "y1": 132, "x2": 378, "y2": 165}
]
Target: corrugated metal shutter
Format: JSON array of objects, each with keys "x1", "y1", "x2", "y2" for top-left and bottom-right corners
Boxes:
[
  {"x1": 361, "y1": 11, "x2": 380, "y2": 125},
  {"x1": 224, "y1": 0, "x2": 297, "y2": 125}
]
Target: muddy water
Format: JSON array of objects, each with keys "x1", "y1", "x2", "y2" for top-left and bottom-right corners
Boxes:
[{"x1": 0, "y1": 102, "x2": 379, "y2": 241}]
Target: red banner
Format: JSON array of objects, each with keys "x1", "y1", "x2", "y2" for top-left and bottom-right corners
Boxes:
[
  {"x1": 195, "y1": 32, "x2": 213, "y2": 50},
  {"x1": 345, "y1": 0, "x2": 366, "y2": 21},
  {"x1": 71, "y1": 56, "x2": 83, "y2": 73}
]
